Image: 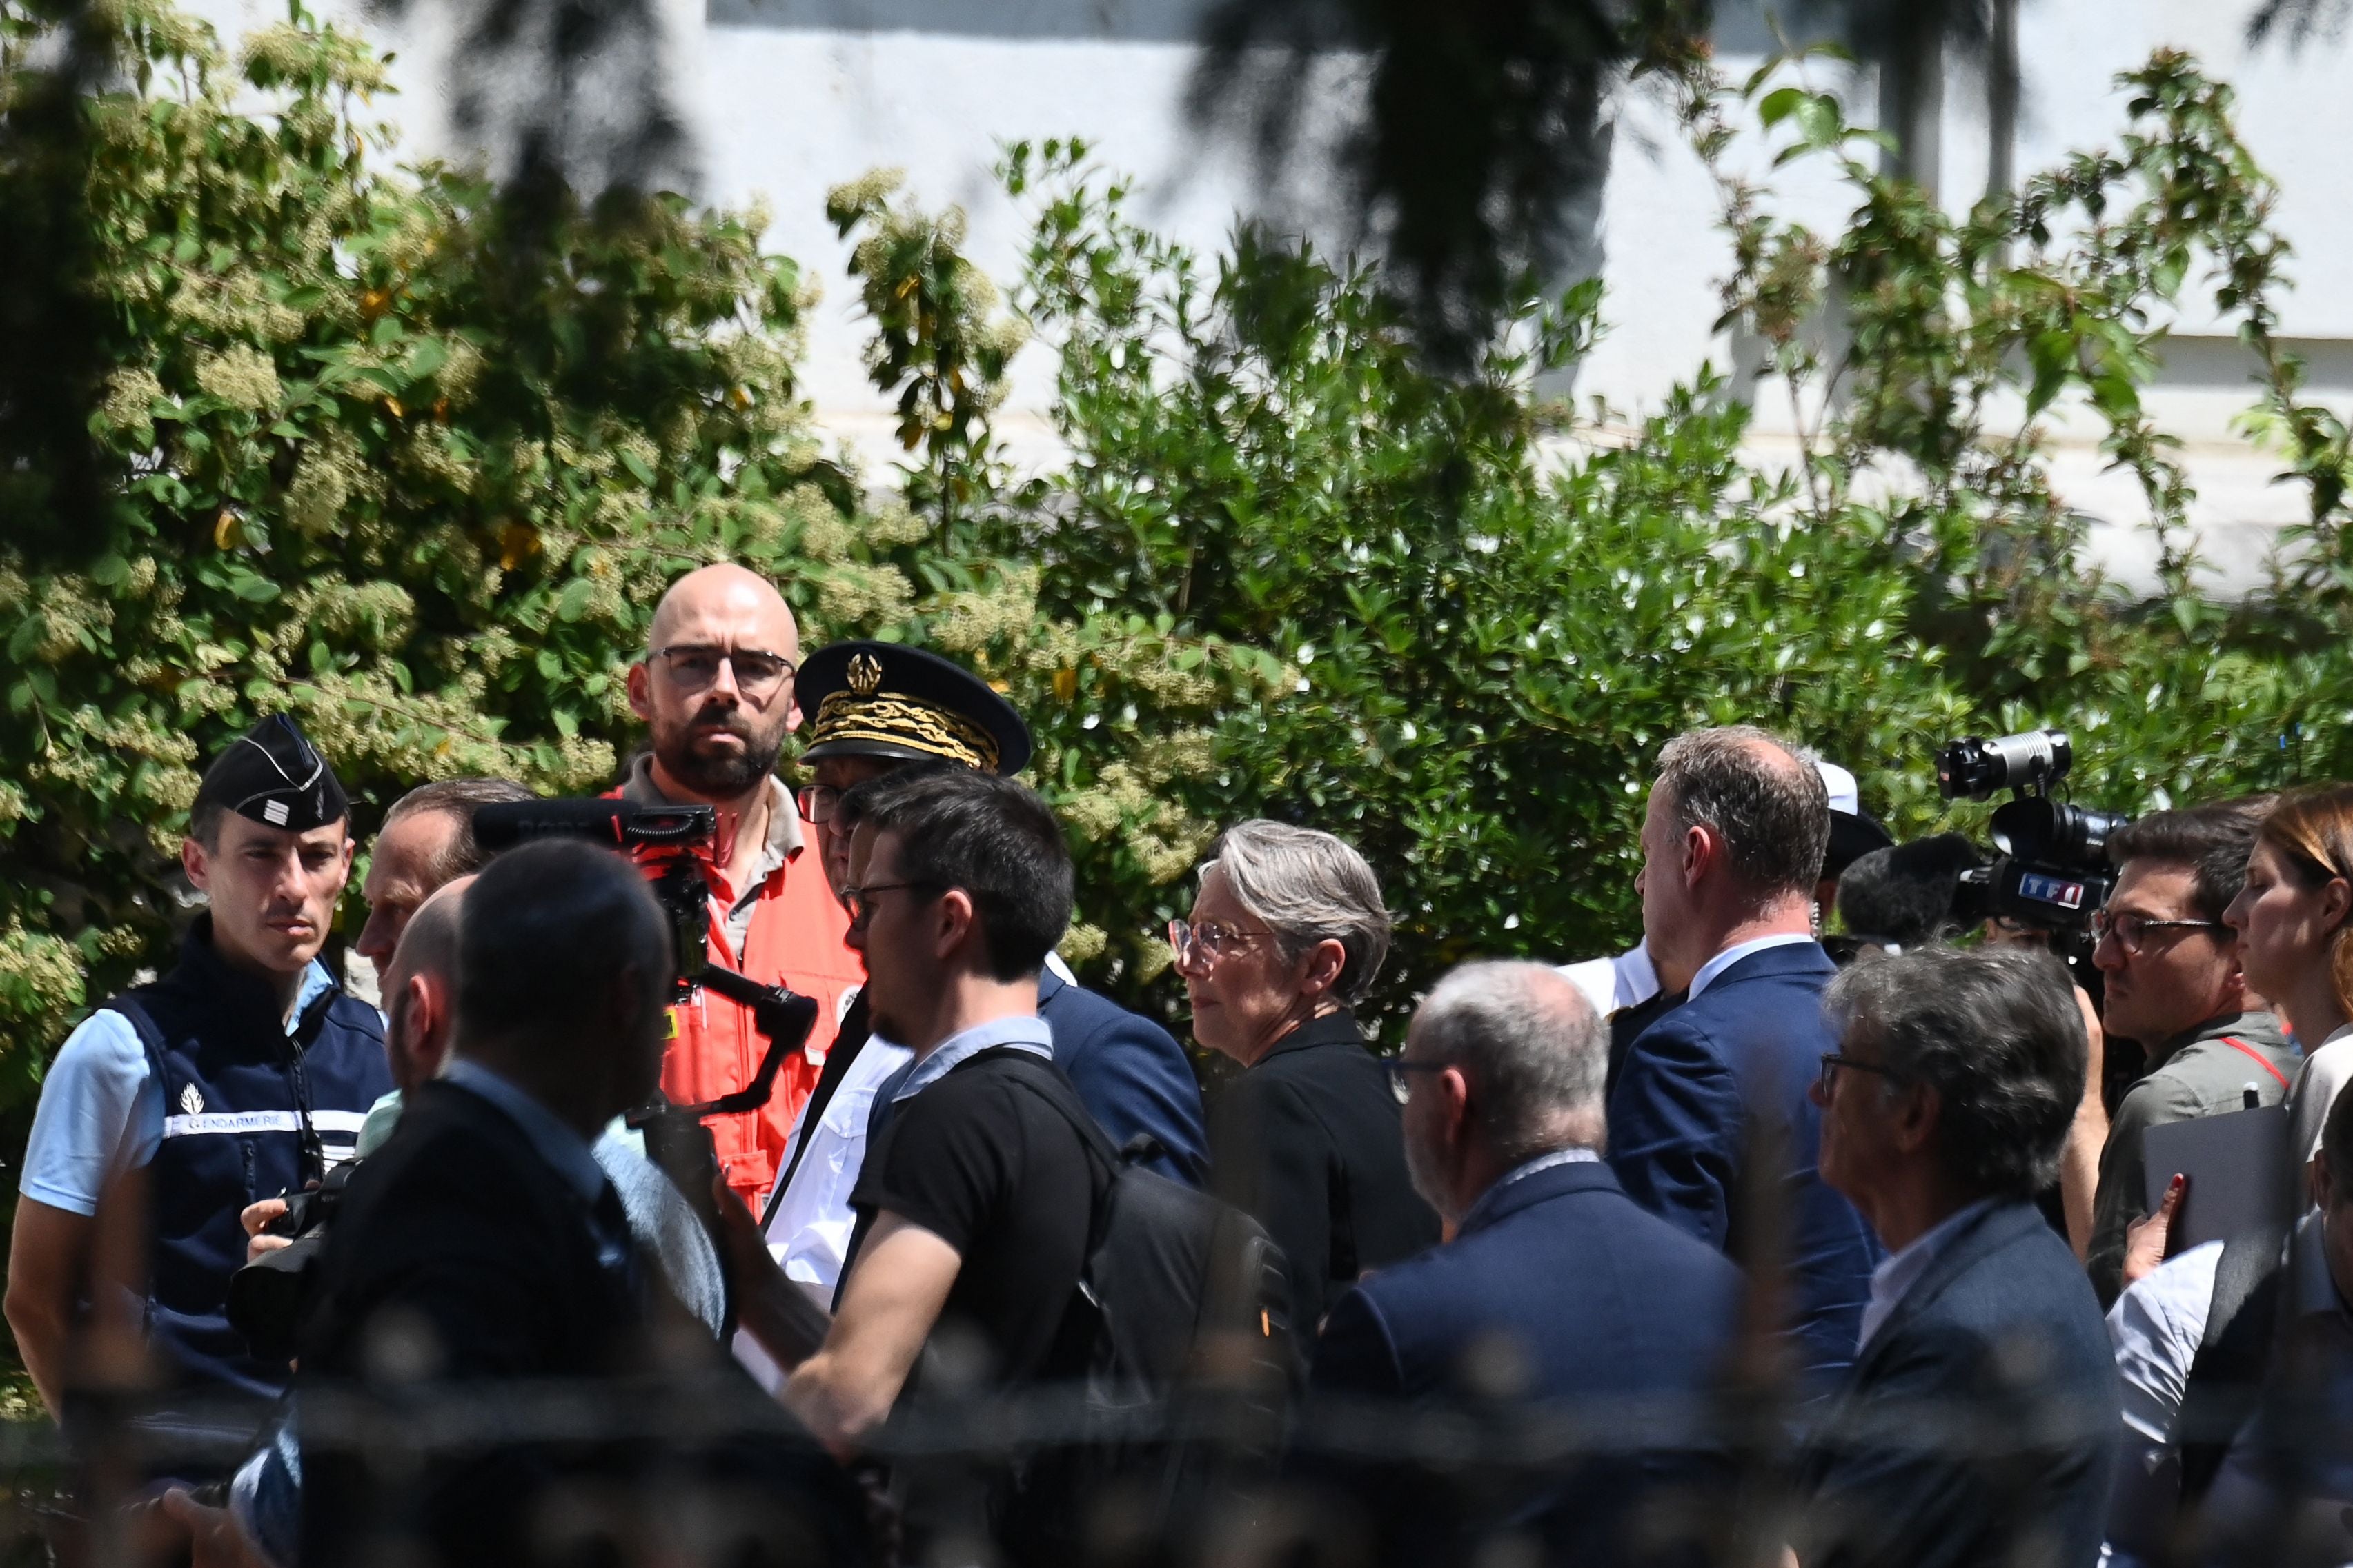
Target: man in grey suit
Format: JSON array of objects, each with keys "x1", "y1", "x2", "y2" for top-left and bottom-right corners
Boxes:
[{"x1": 1796, "y1": 945, "x2": 2121, "y2": 1568}]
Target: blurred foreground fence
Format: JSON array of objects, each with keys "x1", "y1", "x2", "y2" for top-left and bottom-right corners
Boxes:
[{"x1": 1, "y1": 1364, "x2": 2346, "y2": 1568}]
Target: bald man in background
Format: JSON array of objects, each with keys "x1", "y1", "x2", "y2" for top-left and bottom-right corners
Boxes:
[{"x1": 616, "y1": 564, "x2": 863, "y2": 1213}]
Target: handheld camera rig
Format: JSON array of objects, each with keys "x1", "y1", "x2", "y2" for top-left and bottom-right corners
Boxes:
[
  {"x1": 228, "y1": 797, "x2": 820, "y2": 1356},
  {"x1": 469, "y1": 798, "x2": 822, "y2": 1267},
  {"x1": 1936, "y1": 728, "x2": 2130, "y2": 980}
]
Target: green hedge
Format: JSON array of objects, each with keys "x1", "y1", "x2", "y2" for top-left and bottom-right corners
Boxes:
[{"x1": 3, "y1": 3, "x2": 2350, "y2": 1104}]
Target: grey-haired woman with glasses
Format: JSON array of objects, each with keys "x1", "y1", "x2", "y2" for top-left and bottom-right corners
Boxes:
[{"x1": 1174, "y1": 821, "x2": 1439, "y2": 1339}]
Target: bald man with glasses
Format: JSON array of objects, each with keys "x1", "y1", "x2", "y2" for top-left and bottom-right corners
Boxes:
[{"x1": 613, "y1": 564, "x2": 865, "y2": 1214}]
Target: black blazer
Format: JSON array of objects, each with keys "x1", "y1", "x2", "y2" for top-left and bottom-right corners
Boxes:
[
  {"x1": 1795, "y1": 1200, "x2": 2121, "y2": 1568},
  {"x1": 298, "y1": 1079, "x2": 862, "y2": 1567},
  {"x1": 1206, "y1": 1009, "x2": 1441, "y2": 1336}
]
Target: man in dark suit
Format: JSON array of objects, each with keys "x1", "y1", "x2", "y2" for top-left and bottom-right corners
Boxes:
[
  {"x1": 1034, "y1": 960, "x2": 1204, "y2": 1175},
  {"x1": 1797, "y1": 945, "x2": 2120, "y2": 1568},
  {"x1": 745, "y1": 640, "x2": 1203, "y2": 1383},
  {"x1": 298, "y1": 840, "x2": 861, "y2": 1568},
  {"x1": 1606, "y1": 726, "x2": 1883, "y2": 1390},
  {"x1": 787, "y1": 640, "x2": 1205, "y2": 1185},
  {"x1": 1306, "y1": 960, "x2": 1743, "y2": 1567}
]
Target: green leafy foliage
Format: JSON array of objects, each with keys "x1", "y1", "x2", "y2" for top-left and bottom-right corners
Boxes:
[
  {"x1": 0, "y1": 1, "x2": 1254, "y2": 1098},
  {"x1": 970, "y1": 56, "x2": 2353, "y2": 1036},
  {"x1": 7, "y1": 0, "x2": 2353, "y2": 1084}
]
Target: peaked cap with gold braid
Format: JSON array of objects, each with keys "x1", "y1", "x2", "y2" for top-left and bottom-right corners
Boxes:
[{"x1": 795, "y1": 641, "x2": 1033, "y2": 775}]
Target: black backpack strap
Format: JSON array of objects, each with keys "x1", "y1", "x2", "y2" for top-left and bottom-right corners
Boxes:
[
  {"x1": 967, "y1": 1048, "x2": 1122, "y2": 1218},
  {"x1": 961, "y1": 1049, "x2": 1129, "y2": 1390},
  {"x1": 763, "y1": 991, "x2": 874, "y2": 1230},
  {"x1": 2179, "y1": 1220, "x2": 2293, "y2": 1502}
]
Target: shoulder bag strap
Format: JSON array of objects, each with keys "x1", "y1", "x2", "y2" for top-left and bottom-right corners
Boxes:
[
  {"x1": 973, "y1": 1050, "x2": 1120, "y2": 1240},
  {"x1": 2219, "y1": 1035, "x2": 2292, "y2": 1092}
]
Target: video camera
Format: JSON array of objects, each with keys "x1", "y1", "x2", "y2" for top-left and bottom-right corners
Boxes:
[
  {"x1": 225, "y1": 1159, "x2": 356, "y2": 1363},
  {"x1": 1936, "y1": 728, "x2": 2129, "y2": 954},
  {"x1": 227, "y1": 797, "x2": 818, "y2": 1354},
  {"x1": 469, "y1": 799, "x2": 820, "y2": 1267}
]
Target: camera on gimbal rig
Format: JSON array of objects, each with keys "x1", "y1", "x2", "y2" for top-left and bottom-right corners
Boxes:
[
  {"x1": 467, "y1": 799, "x2": 821, "y2": 1267},
  {"x1": 1937, "y1": 728, "x2": 2131, "y2": 963},
  {"x1": 228, "y1": 798, "x2": 818, "y2": 1355}
]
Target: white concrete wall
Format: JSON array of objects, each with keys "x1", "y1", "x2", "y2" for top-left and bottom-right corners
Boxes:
[{"x1": 181, "y1": 0, "x2": 2353, "y2": 591}]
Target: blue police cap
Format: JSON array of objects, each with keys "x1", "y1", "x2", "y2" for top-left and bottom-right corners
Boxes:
[{"x1": 194, "y1": 713, "x2": 349, "y2": 833}]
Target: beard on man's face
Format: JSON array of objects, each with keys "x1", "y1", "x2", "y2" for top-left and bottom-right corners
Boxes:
[{"x1": 655, "y1": 700, "x2": 788, "y2": 796}]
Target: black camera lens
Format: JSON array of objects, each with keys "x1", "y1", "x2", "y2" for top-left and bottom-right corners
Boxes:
[
  {"x1": 1990, "y1": 797, "x2": 2129, "y2": 866},
  {"x1": 1936, "y1": 728, "x2": 2073, "y2": 800},
  {"x1": 2047, "y1": 802, "x2": 2129, "y2": 863}
]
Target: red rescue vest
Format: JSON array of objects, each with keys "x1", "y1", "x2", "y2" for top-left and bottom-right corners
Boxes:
[{"x1": 608, "y1": 789, "x2": 863, "y2": 1212}]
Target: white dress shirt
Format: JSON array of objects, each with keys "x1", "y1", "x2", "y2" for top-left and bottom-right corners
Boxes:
[
  {"x1": 1686, "y1": 931, "x2": 1818, "y2": 1001},
  {"x1": 1556, "y1": 944, "x2": 1660, "y2": 1015},
  {"x1": 1857, "y1": 1199, "x2": 1997, "y2": 1352},
  {"x1": 2107, "y1": 1238, "x2": 2227, "y2": 1445}
]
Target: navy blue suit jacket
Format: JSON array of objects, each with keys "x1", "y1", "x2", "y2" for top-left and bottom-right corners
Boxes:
[
  {"x1": 1038, "y1": 966, "x2": 1208, "y2": 1186},
  {"x1": 1308, "y1": 1159, "x2": 1744, "y2": 1566},
  {"x1": 1606, "y1": 941, "x2": 1880, "y2": 1388},
  {"x1": 1796, "y1": 1201, "x2": 2120, "y2": 1568}
]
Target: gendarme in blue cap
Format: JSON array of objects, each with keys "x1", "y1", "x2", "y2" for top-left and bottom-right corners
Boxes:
[
  {"x1": 796, "y1": 642, "x2": 1032, "y2": 776},
  {"x1": 193, "y1": 713, "x2": 348, "y2": 832}
]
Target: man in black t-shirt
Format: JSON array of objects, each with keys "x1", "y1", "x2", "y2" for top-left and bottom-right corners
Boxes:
[{"x1": 780, "y1": 766, "x2": 1094, "y2": 1448}]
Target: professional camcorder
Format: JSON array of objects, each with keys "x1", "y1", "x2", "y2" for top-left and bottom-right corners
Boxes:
[
  {"x1": 469, "y1": 798, "x2": 821, "y2": 1267},
  {"x1": 1936, "y1": 728, "x2": 2129, "y2": 945},
  {"x1": 225, "y1": 1158, "x2": 355, "y2": 1362},
  {"x1": 228, "y1": 797, "x2": 818, "y2": 1354}
]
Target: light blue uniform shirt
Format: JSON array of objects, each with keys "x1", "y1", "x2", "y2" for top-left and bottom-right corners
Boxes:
[{"x1": 19, "y1": 961, "x2": 336, "y2": 1218}]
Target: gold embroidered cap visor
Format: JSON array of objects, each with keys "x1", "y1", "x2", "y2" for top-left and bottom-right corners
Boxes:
[{"x1": 795, "y1": 640, "x2": 1034, "y2": 776}]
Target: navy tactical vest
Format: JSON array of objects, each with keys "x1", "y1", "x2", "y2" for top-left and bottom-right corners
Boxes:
[{"x1": 104, "y1": 915, "x2": 391, "y2": 1398}]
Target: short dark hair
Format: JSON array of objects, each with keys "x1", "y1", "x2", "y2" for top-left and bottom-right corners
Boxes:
[
  {"x1": 1836, "y1": 834, "x2": 1982, "y2": 948},
  {"x1": 1825, "y1": 945, "x2": 2086, "y2": 1201},
  {"x1": 383, "y1": 777, "x2": 535, "y2": 887},
  {"x1": 457, "y1": 839, "x2": 671, "y2": 1046},
  {"x1": 1655, "y1": 726, "x2": 1830, "y2": 898},
  {"x1": 2107, "y1": 796, "x2": 2275, "y2": 923},
  {"x1": 845, "y1": 767, "x2": 1072, "y2": 983}
]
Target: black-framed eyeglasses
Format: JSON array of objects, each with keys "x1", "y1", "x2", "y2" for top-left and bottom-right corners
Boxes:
[
  {"x1": 1383, "y1": 1057, "x2": 1446, "y2": 1103},
  {"x1": 2089, "y1": 909, "x2": 2227, "y2": 956},
  {"x1": 1817, "y1": 1053, "x2": 1899, "y2": 1098},
  {"x1": 648, "y1": 644, "x2": 797, "y2": 699},
  {"x1": 843, "y1": 880, "x2": 942, "y2": 932}
]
